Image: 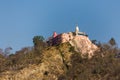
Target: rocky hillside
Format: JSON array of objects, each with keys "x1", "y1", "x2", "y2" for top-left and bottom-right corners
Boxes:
[
  {"x1": 0, "y1": 43, "x2": 74, "y2": 80},
  {"x1": 0, "y1": 36, "x2": 120, "y2": 80}
]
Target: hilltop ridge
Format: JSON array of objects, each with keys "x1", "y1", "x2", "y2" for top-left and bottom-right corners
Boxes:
[{"x1": 0, "y1": 26, "x2": 120, "y2": 80}]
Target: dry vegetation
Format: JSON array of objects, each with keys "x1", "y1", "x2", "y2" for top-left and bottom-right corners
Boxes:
[{"x1": 0, "y1": 36, "x2": 120, "y2": 80}]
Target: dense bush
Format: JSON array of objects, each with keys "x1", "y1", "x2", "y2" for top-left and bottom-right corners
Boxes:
[{"x1": 60, "y1": 39, "x2": 120, "y2": 80}]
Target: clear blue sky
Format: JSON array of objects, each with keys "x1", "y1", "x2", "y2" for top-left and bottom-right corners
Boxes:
[{"x1": 0, "y1": 0, "x2": 120, "y2": 53}]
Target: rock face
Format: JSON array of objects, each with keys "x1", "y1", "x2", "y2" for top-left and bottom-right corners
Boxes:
[{"x1": 70, "y1": 35, "x2": 98, "y2": 58}]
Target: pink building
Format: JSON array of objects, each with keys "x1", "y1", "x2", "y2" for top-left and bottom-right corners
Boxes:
[{"x1": 47, "y1": 32, "x2": 74, "y2": 46}]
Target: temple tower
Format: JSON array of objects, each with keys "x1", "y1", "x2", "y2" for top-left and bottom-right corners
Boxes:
[{"x1": 75, "y1": 25, "x2": 79, "y2": 35}]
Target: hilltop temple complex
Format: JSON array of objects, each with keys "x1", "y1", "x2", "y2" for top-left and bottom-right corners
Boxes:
[
  {"x1": 47, "y1": 25, "x2": 87, "y2": 46},
  {"x1": 47, "y1": 25, "x2": 98, "y2": 58}
]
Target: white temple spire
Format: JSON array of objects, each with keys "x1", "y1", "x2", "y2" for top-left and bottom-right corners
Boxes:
[{"x1": 75, "y1": 25, "x2": 79, "y2": 35}]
